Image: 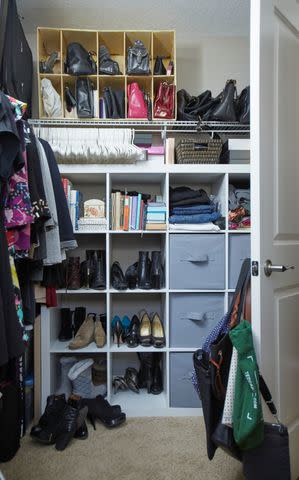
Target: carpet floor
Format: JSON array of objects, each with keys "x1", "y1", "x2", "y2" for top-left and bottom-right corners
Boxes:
[{"x1": 0, "y1": 418, "x2": 244, "y2": 480}]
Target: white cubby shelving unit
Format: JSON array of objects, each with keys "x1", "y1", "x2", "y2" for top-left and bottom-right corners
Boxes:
[{"x1": 36, "y1": 120, "x2": 250, "y2": 417}]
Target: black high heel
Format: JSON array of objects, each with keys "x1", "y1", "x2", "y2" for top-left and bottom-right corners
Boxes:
[
  {"x1": 111, "y1": 318, "x2": 124, "y2": 347},
  {"x1": 82, "y1": 396, "x2": 126, "y2": 429},
  {"x1": 126, "y1": 314, "x2": 140, "y2": 348},
  {"x1": 125, "y1": 262, "x2": 138, "y2": 289},
  {"x1": 111, "y1": 261, "x2": 127, "y2": 290}
]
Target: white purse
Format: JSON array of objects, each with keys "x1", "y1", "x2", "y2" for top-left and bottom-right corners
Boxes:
[{"x1": 41, "y1": 78, "x2": 62, "y2": 117}]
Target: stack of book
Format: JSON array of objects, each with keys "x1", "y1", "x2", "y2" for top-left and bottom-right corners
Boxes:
[
  {"x1": 62, "y1": 177, "x2": 81, "y2": 230},
  {"x1": 111, "y1": 191, "x2": 147, "y2": 231},
  {"x1": 146, "y1": 202, "x2": 167, "y2": 230}
]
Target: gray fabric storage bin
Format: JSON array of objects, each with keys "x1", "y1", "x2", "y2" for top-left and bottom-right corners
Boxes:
[
  {"x1": 170, "y1": 352, "x2": 200, "y2": 408},
  {"x1": 169, "y1": 234, "x2": 225, "y2": 289},
  {"x1": 228, "y1": 234, "x2": 250, "y2": 289},
  {"x1": 170, "y1": 293, "x2": 225, "y2": 348}
]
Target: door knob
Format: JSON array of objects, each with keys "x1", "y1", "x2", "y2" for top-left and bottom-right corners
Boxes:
[{"x1": 264, "y1": 259, "x2": 295, "y2": 277}]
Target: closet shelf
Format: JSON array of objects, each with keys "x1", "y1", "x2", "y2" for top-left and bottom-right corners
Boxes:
[
  {"x1": 110, "y1": 345, "x2": 167, "y2": 352},
  {"x1": 109, "y1": 288, "x2": 167, "y2": 294},
  {"x1": 110, "y1": 390, "x2": 168, "y2": 416},
  {"x1": 169, "y1": 289, "x2": 226, "y2": 293},
  {"x1": 228, "y1": 229, "x2": 251, "y2": 233},
  {"x1": 56, "y1": 288, "x2": 107, "y2": 294},
  {"x1": 109, "y1": 230, "x2": 166, "y2": 234},
  {"x1": 50, "y1": 340, "x2": 108, "y2": 353}
]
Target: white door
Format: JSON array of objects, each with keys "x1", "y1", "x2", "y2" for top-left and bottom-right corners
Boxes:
[{"x1": 251, "y1": 1, "x2": 299, "y2": 477}]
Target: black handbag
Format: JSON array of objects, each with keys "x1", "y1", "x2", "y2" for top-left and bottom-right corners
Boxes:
[
  {"x1": 177, "y1": 89, "x2": 213, "y2": 121},
  {"x1": 203, "y1": 80, "x2": 237, "y2": 122},
  {"x1": 242, "y1": 376, "x2": 291, "y2": 480},
  {"x1": 236, "y1": 86, "x2": 250, "y2": 124},
  {"x1": 154, "y1": 56, "x2": 166, "y2": 75},
  {"x1": 99, "y1": 45, "x2": 121, "y2": 75},
  {"x1": 76, "y1": 78, "x2": 94, "y2": 118},
  {"x1": 66, "y1": 42, "x2": 97, "y2": 75},
  {"x1": 103, "y1": 87, "x2": 125, "y2": 119},
  {"x1": 212, "y1": 422, "x2": 242, "y2": 461},
  {"x1": 64, "y1": 86, "x2": 77, "y2": 112},
  {"x1": 127, "y1": 40, "x2": 150, "y2": 75}
]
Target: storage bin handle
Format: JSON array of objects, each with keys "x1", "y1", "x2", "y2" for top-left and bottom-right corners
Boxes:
[
  {"x1": 180, "y1": 254, "x2": 209, "y2": 263},
  {"x1": 181, "y1": 312, "x2": 207, "y2": 322}
]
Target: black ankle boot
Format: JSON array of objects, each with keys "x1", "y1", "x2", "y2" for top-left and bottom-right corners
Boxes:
[
  {"x1": 138, "y1": 352, "x2": 154, "y2": 393},
  {"x1": 59, "y1": 308, "x2": 73, "y2": 341},
  {"x1": 125, "y1": 262, "x2": 138, "y2": 289},
  {"x1": 86, "y1": 250, "x2": 106, "y2": 289},
  {"x1": 137, "y1": 252, "x2": 151, "y2": 289},
  {"x1": 151, "y1": 353, "x2": 163, "y2": 395},
  {"x1": 73, "y1": 307, "x2": 86, "y2": 336},
  {"x1": 30, "y1": 394, "x2": 66, "y2": 442},
  {"x1": 55, "y1": 396, "x2": 88, "y2": 451},
  {"x1": 150, "y1": 251, "x2": 164, "y2": 289}
]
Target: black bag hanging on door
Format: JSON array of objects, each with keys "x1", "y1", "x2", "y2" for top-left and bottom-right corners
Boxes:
[{"x1": 0, "y1": 0, "x2": 33, "y2": 116}]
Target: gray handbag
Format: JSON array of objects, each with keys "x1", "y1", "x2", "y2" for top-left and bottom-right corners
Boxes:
[{"x1": 127, "y1": 40, "x2": 150, "y2": 75}]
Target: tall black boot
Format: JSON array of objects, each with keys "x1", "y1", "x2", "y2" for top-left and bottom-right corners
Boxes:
[
  {"x1": 59, "y1": 308, "x2": 73, "y2": 341},
  {"x1": 150, "y1": 251, "x2": 164, "y2": 289},
  {"x1": 151, "y1": 353, "x2": 163, "y2": 395},
  {"x1": 73, "y1": 307, "x2": 86, "y2": 336},
  {"x1": 137, "y1": 251, "x2": 151, "y2": 289},
  {"x1": 137, "y1": 352, "x2": 154, "y2": 393},
  {"x1": 94, "y1": 250, "x2": 106, "y2": 289}
]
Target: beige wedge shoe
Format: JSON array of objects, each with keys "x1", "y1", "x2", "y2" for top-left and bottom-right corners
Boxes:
[{"x1": 69, "y1": 313, "x2": 96, "y2": 350}]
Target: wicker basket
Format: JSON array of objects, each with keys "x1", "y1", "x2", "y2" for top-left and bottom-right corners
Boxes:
[{"x1": 175, "y1": 136, "x2": 222, "y2": 164}]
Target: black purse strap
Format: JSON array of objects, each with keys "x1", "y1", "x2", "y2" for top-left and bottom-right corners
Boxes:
[
  {"x1": 227, "y1": 258, "x2": 251, "y2": 326},
  {"x1": 259, "y1": 374, "x2": 279, "y2": 418}
]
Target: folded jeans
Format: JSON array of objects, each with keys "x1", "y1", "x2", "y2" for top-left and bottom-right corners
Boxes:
[{"x1": 169, "y1": 211, "x2": 221, "y2": 224}]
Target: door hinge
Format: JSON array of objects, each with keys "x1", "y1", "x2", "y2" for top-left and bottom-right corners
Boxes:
[{"x1": 252, "y1": 261, "x2": 259, "y2": 276}]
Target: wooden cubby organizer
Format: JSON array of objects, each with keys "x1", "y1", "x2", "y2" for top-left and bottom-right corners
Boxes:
[{"x1": 37, "y1": 28, "x2": 176, "y2": 120}]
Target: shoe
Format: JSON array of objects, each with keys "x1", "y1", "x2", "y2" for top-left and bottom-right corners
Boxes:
[
  {"x1": 111, "y1": 261, "x2": 127, "y2": 290},
  {"x1": 121, "y1": 315, "x2": 131, "y2": 337},
  {"x1": 112, "y1": 376, "x2": 128, "y2": 394},
  {"x1": 151, "y1": 312, "x2": 166, "y2": 348},
  {"x1": 58, "y1": 308, "x2": 73, "y2": 341},
  {"x1": 30, "y1": 394, "x2": 66, "y2": 442},
  {"x1": 124, "y1": 367, "x2": 139, "y2": 394},
  {"x1": 111, "y1": 316, "x2": 124, "y2": 347},
  {"x1": 125, "y1": 315, "x2": 140, "y2": 348},
  {"x1": 137, "y1": 353, "x2": 154, "y2": 393},
  {"x1": 99, "y1": 313, "x2": 107, "y2": 333},
  {"x1": 66, "y1": 257, "x2": 81, "y2": 290},
  {"x1": 86, "y1": 250, "x2": 106, "y2": 290},
  {"x1": 139, "y1": 311, "x2": 152, "y2": 347},
  {"x1": 55, "y1": 395, "x2": 88, "y2": 451},
  {"x1": 69, "y1": 313, "x2": 96, "y2": 350},
  {"x1": 56, "y1": 357, "x2": 77, "y2": 397},
  {"x1": 73, "y1": 307, "x2": 86, "y2": 336},
  {"x1": 74, "y1": 421, "x2": 88, "y2": 439},
  {"x1": 94, "y1": 317, "x2": 106, "y2": 348},
  {"x1": 137, "y1": 252, "x2": 151, "y2": 289},
  {"x1": 82, "y1": 395, "x2": 126, "y2": 429},
  {"x1": 151, "y1": 353, "x2": 163, "y2": 395},
  {"x1": 68, "y1": 359, "x2": 107, "y2": 398},
  {"x1": 150, "y1": 251, "x2": 164, "y2": 289},
  {"x1": 125, "y1": 262, "x2": 138, "y2": 289}
]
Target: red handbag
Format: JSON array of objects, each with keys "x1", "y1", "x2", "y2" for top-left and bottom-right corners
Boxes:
[
  {"x1": 154, "y1": 82, "x2": 175, "y2": 119},
  {"x1": 127, "y1": 82, "x2": 148, "y2": 118}
]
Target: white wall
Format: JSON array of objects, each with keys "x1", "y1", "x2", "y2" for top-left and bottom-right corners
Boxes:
[{"x1": 27, "y1": 33, "x2": 249, "y2": 118}]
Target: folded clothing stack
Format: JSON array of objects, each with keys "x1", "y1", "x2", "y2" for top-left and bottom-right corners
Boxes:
[
  {"x1": 169, "y1": 186, "x2": 221, "y2": 229},
  {"x1": 228, "y1": 184, "x2": 251, "y2": 230}
]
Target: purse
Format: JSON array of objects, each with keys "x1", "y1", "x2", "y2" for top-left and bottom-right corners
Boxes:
[
  {"x1": 76, "y1": 78, "x2": 94, "y2": 118},
  {"x1": 127, "y1": 40, "x2": 150, "y2": 75},
  {"x1": 103, "y1": 87, "x2": 125, "y2": 119},
  {"x1": 154, "y1": 82, "x2": 175, "y2": 119},
  {"x1": 65, "y1": 42, "x2": 97, "y2": 75},
  {"x1": 99, "y1": 45, "x2": 121, "y2": 75},
  {"x1": 127, "y1": 82, "x2": 148, "y2": 118},
  {"x1": 41, "y1": 78, "x2": 62, "y2": 117},
  {"x1": 154, "y1": 56, "x2": 166, "y2": 75},
  {"x1": 205, "y1": 79, "x2": 237, "y2": 122},
  {"x1": 236, "y1": 86, "x2": 250, "y2": 124},
  {"x1": 64, "y1": 86, "x2": 77, "y2": 112},
  {"x1": 242, "y1": 376, "x2": 291, "y2": 480},
  {"x1": 177, "y1": 89, "x2": 214, "y2": 121}
]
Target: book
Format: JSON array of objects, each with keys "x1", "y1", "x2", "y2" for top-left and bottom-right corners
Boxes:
[
  {"x1": 129, "y1": 196, "x2": 133, "y2": 230},
  {"x1": 147, "y1": 213, "x2": 166, "y2": 222},
  {"x1": 145, "y1": 223, "x2": 167, "y2": 230},
  {"x1": 139, "y1": 200, "x2": 144, "y2": 230},
  {"x1": 115, "y1": 192, "x2": 121, "y2": 230},
  {"x1": 135, "y1": 193, "x2": 142, "y2": 230},
  {"x1": 61, "y1": 178, "x2": 68, "y2": 198},
  {"x1": 131, "y1": 196, "x2": 138, "y2": 230},
  {"x1": 123, "y1": 195, "x2": 130, "y2": 231},
  {"x1": 70, "y1": 190, "x2": 79, "y2": 230},
  {"x1": 120, "y1": 194, "x2": 124, "y2": 229}
]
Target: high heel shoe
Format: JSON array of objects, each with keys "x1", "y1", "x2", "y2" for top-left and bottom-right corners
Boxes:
[
  {"x1": 82, "y1": 395, "x2": 126, "y2": 429},
  {"x1": 111, "y1": 261, "x2": 127, "y2": 290},
  {"x1": 151, "y1": 353, "x2": 163, "y2": 395},
  {"x1": 151, "y1": 312, "x2": 166, "y2": 348},
  {"x1": 125, "y1": 262, "x2": 138, "y2": 289},
  {"x1": 126, "y1": 315, "x2": 140, "y2": 348},
  {"x1": 137, "y1": 252, "x2": 151, "y2": 289},
  {"x1": 137, "y1": 353, "x2": 154, "y2": 394},
  {"x1": 150, "y1": 251, "x2": 164, "y2": 289},
  {"x1": 111, "y1": 316, "x2": 124, "y2": 347},
  {"x1": 139, "y1": 311, "x2": 152, "y2": 347},
  {"x1": 124, "y1": 367, "x2": 140, "y2": 393}
]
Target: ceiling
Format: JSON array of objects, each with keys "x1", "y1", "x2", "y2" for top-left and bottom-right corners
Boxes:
[{"x1": 17, "y1": 0, "x2": 250, "y2": 39}]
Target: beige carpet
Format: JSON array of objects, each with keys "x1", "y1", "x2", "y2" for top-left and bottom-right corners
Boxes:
[{"x1": 1, "y1": 418, "x2": 244, "y2": 480}]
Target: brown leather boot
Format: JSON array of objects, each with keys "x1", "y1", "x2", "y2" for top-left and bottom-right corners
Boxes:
[
  {"x1": 66, "y1": 257, "x2": 81, "y2": 290},
  {"x1": 94, "y1": 317, "x2": 106, "y2": 348},
  {"x1": 69, "y1": 313, "x2": 95, "y2": 349}
]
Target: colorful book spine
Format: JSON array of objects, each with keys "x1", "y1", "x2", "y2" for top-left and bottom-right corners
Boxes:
[
  {"x1": 123, "y1": 195, "x2": 130, "y2": 231},
  {"x1": 135, "y1": 193, "x2": 142, "y2": 230},
  {"x1": 115, "y1": 192, "x2": 121, "y2": 230},
  {"x1": 131, "y1": 196, "x2": 138, "y2": 230},
  {"x1": 139, "y1": 200, "x2": 144, "y2": 230}
]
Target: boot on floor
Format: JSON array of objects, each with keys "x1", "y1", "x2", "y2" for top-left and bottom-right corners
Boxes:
[
  {"x1": 56, "y1": 356, "x2": 77, "y2": 397},
  {"x1": 82, "y1": 395, "x2": 126, "y2": 429},
  {"x1": 58, "y1": 308, "x2": 73, "y2": 341},
  {"x1": 68, "y1": 358, "x2": 107, "y2": 398}
]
